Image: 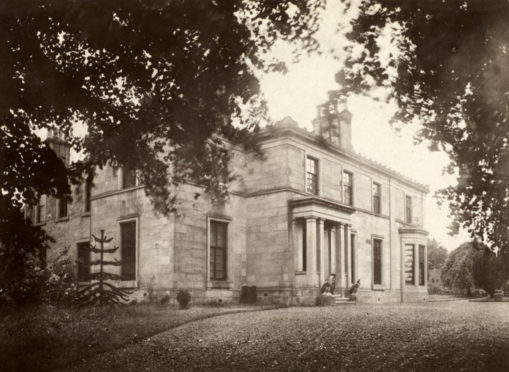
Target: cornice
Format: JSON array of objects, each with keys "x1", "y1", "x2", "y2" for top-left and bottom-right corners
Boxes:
[
  {"x1": 290, "y1": 195, "x2": 356, "y2": 215},
  {"x1": 260, "y1": 124, "x2": 429, "y2": 193}
]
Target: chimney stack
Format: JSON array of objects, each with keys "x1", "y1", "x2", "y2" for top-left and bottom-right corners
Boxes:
[
  {"x1": 46, "y1": 128, "x2": 71, "y2": 166},
  {"x1": 311, "y1": 91, "x2": 352, "y2": 150}
]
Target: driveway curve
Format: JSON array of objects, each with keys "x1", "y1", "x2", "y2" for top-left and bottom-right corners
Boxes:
[{"x1": 61, "y1": 302, "x2": 509, "y2": 372}]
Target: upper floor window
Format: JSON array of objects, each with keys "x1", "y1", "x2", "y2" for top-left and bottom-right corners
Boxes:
[
  {"x1": 209, "y1": 220, "x2": 228, "y2": 281},
  {"x1": 84, "y1": 176, "x2": 92, "y2": 213},
  {"x1": 31, "y1": 195, "x2": 46, "y2": 224},
  {"x1": 405, "y1": 195, "x2": 412, "y2": 224},
  {"x1": 57, "y1": 198, "x2": 68, "y2": 219},
  {"x1": 343, "y1": 171, "x2": 353, "y2": 206},
  {"x1": 122, "y1": 167, "x2": 137, "y2": 189},
  {"x1": 306, "y1": 157, "x2": 318, "y2": 195},
  {"x1": 372, "y1": 182, "x2": 381, "y2": 214}
]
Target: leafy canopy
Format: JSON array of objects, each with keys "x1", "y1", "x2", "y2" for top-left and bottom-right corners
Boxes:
[
  {"x1": 0, "y1": 0, "x2": 324, "y2": 300},
  {"x1": 341, "y1": 0, "x2": 509, "y2": 262},
  {"x1": 441, "y1": 242, "x2": 475, "y2": 293},
  {"x1": 0, "y1": 0, "x2": 324, "y2": 213}
]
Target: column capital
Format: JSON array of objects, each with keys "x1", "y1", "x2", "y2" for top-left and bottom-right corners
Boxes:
[
  {"x1": 317, "y1": 218, "x2": 325, "y2": 225},
  {"x1": 306, "y1": 217, "x2": 317, "y2": 222}
]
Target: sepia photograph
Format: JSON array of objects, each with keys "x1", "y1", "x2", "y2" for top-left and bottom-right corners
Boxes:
[{"x1": 1, "y1": 1, "x2": 508, "y2": 371}]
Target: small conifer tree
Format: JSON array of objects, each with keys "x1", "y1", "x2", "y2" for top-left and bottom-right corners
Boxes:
[{"x1": 76, "y1": 230, "x2": 130, "y2": 306}]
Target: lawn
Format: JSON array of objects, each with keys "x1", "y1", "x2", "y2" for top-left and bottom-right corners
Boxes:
[
  {"x1": 0, "y1": 303, "x2": 274, "y2": 372},
  {"x1": 61, "y1": 301, "x2": 509, "y2": 372}
]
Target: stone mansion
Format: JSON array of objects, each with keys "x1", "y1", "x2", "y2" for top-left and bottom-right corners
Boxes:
[{"x1": 32, "y1": 96, "x2": 429, "y2": 305}]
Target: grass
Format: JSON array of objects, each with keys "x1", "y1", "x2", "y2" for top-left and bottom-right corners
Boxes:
[
  {"x1": 63, "y1": 301, "x2": 509, "y2": 372},
  {"x1": 0, "y1": 302, "x2": 274, "y2": 372}
]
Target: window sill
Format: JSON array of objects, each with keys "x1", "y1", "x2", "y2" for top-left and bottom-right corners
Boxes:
[
  {"x1": 207, "y1": 280, "x2": 232, "y2": 290},
  {"x1": 79, "y1": 280, "x2": 137, "y2": 289},
  {"x1": 295, "y1": 271, "x2": 307, "y2": 275},
  {"x1": 81, "y1": 212, "x2": 91, "y2": 217},
  {"x1": 33, "y1": 222, "x2": 47, "y2": 227},
  {"x1": 117, "y1": 280, "x2": 137, "y2": 288},
  {"x1": 372, "y1": 286, "x2": 385, "y2": 291},
  {"x1": 56, "y1": 217, "x2": 69, "y2": 223}
]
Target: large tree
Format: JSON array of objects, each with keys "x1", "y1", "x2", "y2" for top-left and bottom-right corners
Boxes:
[
  {"x1": 340, "y1": 0, "x2": 509, "y2": 266},
  {"x1": 0, "y1": 0, "x2": 324, "y2": 300},
  {"x1": 441, "y1": 242, "x2": 475, "y2": 295}
]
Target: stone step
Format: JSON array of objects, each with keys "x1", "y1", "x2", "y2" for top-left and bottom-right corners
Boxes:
[{"x1": 332, "y1": 295, "x2": 356, "y2": 305}]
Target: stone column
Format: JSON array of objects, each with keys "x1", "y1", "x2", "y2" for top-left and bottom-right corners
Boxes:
[
  {"x1": 330, "y1": 225, "x2": 336, "y2": 278},
  {"x1": 317, "y1": 219, "x2": 325, "y2": 286},
  {"x1": 346, "y1": 224, "x2": 352, "y2": 287},
  {"x1": 424, "y1": 243, "x2": 428, "y2": 286},
  {"x1": 306, "y1": 218, "x2": 317, "y2": 286},
  {"x1": 292, "y1": 219, "x2": 302, "y2": 272},
  {"x1": 337, "y1": 223, "x2": 345, "y2": 293}
]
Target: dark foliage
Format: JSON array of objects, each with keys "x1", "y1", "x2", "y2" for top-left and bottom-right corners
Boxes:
[
  {"x1": 76, "y1": 230, "x2": 130, "y2": 306},
  {"x1": 341, "y1": 0, "x2": 509, "y2": 267},
  {"x1": 441, "y1": 242, "x2": 476, "y2": 295},
  {"x1": 472, "y1": 243, "x2": 507, "y2": 297},
  {"x1": 0, "y1": 0, "x2": 323, "y2": 301},
  {"x1": 0, "y1": 199, "x2": 51, "y2": 304},
  {"x1": 40, "y1": 247, "x2": 80, "y2": 305},
  {"x1": 0, "y1": 0, "x2": 324, "y2": 212},
  {"x1": 176, "y1": 289, "x2": 191, "y2": 309}
]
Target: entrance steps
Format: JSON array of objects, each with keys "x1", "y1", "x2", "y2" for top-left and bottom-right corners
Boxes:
[{"x1": 332, "y1": 294, "x2": 356, "y2": 305}]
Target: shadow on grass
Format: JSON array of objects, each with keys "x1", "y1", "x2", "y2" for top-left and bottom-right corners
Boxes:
[{"x1": 0, "y1": 303, "x2": 277, "y2": 372}]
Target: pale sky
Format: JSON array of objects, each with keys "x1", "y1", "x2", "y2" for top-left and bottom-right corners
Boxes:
[{"x1": 259, "y1": 1, "x2": 471, "y2": 250}]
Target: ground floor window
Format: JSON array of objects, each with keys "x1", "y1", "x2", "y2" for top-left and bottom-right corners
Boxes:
[
  {"x1": 419, "y1": 245, "x2": 425, "y2": 286},
  {"x1": 120, "y1": 221, "x2": 136, "y2": 281},
  {"x1": 210, "y1": 220, "x2": 227, "y2": 281},
  {"x1": 77, "y1": 242, "x2": 90, "y2": 282},
  {"x1": 405, "y1": 244, "x2": 415, "y2": 285},
  {"x1": 373, "y1": 238, "x2": 382, "y2": 285}
]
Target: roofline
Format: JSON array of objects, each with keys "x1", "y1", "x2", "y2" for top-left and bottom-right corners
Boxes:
[{"x1": 259, "y1": 123, "x2": 429, "y2": 193}]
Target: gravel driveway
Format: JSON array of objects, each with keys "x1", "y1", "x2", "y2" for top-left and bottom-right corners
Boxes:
[{"x1": 60, "y1": 301, "x2": 509, "y2": 372}]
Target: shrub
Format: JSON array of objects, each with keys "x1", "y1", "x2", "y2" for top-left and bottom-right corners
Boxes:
[
  {"x1": 0, "y1": 253, "x2": 45, "y2": 304},
  {"x1": 0, "y1": 246, "x2": 80, "y2": 305},
  {"x1": 41, "y1": 250, "x2": 79, "y2": 305},
  {"x1": 176, "y1": 289, "x2": 191, "y2": 309}
]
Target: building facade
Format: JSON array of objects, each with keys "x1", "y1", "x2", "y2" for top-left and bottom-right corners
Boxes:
[{"x1": 35, "y1": 100, "x2": 429, "y2": 305}]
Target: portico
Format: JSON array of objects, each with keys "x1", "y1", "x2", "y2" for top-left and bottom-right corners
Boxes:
[{"x1": 291, "y1": 196, "x2": 356, "y2": 297}]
